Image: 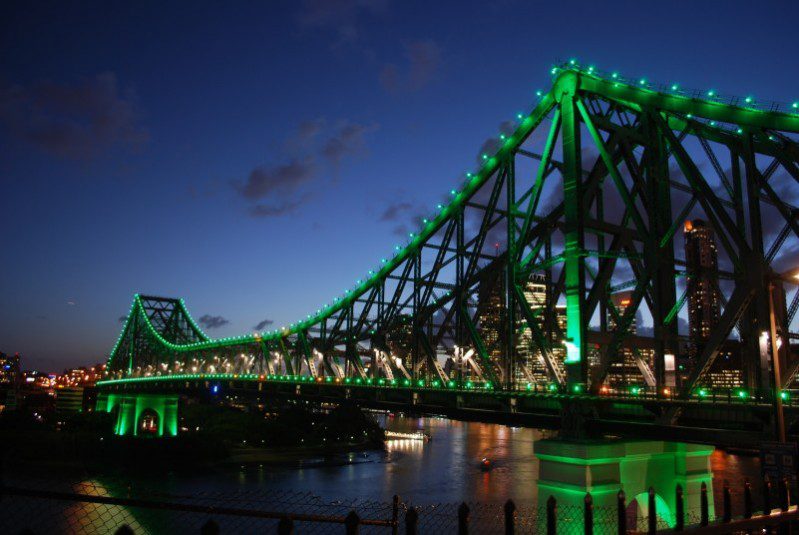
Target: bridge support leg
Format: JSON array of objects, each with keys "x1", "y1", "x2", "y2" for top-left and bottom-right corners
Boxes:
[
  {"x1": 535, "y1": 439, "x2": 714, "y2": 532},
  {"x1": 98, "y1": 392, "x2": 179, "y2": 438}
]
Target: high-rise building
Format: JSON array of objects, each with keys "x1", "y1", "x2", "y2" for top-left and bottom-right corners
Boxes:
[
  {"x1": 606, "y1": 291, "x2": 655, "y2": 388},
  {"x1": 684, "y1": 219, "x2": 721, "y2": 359},
  {"x1": 0, "y1": 352, "x2": 20, "y2": 385},
  {"x1": 477, "y1": 271, "x2": 506, "y2": 380},
  {"x1": 514, "y1": 275, "x2": 567, "y2": 384}
]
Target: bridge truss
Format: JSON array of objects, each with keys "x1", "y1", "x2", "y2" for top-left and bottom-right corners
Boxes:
[{"x1": 106, "y1": 63, "x2": 799, "y2": 421}]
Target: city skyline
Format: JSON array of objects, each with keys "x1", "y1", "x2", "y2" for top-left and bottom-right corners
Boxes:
[{"x1": 3, "y1": 1, "x2": 799, "y2": 371}]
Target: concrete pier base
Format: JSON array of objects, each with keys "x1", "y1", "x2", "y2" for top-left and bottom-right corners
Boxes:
[{"x1": 534, "y1": 439, "x2": 715, "y2": 530}]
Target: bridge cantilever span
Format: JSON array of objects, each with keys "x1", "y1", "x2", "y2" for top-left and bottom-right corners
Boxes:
[{"x1": 99, "y1": 61, "x2": 799, "y2": 443}]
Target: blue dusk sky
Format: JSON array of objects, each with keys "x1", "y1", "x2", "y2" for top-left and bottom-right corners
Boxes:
[{"x1": 1, "y1": 0, "x2": 798, "y2": 371}]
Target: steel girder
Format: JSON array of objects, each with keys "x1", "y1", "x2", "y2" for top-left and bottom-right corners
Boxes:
[{"x1": 107, "y1": 64, "x2": 799, "y2": 432}]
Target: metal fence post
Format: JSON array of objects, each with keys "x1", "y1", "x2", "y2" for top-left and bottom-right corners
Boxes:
[
  {"x1": 765, "y1": 476, "x2": 773, "y2": 515},
  {"x1": 675, "y1": 485, "x2": 684, "y2": 531},
  {"x1": 345, "y1": 510, "x2": 360, "y2": 535},
  {"x1": 392, "y1": 495, "x2": 400, "y2": 535},
  {"x1": 547, "y1": 496, "x2": 557, "y2": 535},
  {"x1": 277, "y1": 516, "x2": 294, "y2": 535},
  {"x1": 648, "y1": 487, "x2": 657, "y2": 534},
  {"x1": 504, "y1": 499, "x2": 516, "y2": 535},
  {"x1": 779, "y1": 477, "x2": 790, "y2": 511},
  {"x1": 723, "y1": 480, "x2": 731, "y2": 523},
  {"x1": 584, "y1": 492, "x2": 593, "y2": 535},
  {"x1": 405, "y1": 506, "x2": 418, "y2": 535},
  {"x1": 744, "y1": 480, "x2": 753, "y2": 519},
  {"x1": 617, "y1": 490, "x2": 626, "y2": 535},
  {"x1": 700, "y1": 482, "x2": 709, "y2": 527},
  {"x1": 458, "y1": 502, "x2": 470, "y2": 535}
]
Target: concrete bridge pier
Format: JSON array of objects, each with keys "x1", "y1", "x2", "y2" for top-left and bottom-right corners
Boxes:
[
  {"x1": 97, "y1": 392, "x2": 179, "y2": 437},
  {"x1": 534, "y1": 439, "x2": 715, "y2": 531}
]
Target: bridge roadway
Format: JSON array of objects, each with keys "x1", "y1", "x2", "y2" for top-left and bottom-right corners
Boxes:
[{"x1": 97, "y1": 374, "x2": 796, "y2": 448}]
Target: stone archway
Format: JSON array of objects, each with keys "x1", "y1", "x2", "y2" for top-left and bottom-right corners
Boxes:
[{"x1": 137, "y1": 408, "x2": 160, "y2": 436}]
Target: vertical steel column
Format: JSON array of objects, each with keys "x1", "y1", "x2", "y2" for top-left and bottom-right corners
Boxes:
[
  {"x1": 413, "y1": 251, "x2": 423, "y2": 379},
  {"x1": 742, "y1": 134, "x2": 771, "y2": 392},
  {"x1": 456, "y1": 209, "x2": 465, "y2": 382},
  {"x1": 505, "y1": 158, "x2": 517, "y2": 389},
  {"x1": 647, "y1": 112, "x2": 676, "y2": 390},
  {"x1": 560, "y1": 89, "x2": 587, "y2": 387}
]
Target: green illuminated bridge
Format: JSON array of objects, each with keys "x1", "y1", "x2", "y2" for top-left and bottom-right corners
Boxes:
[{"x1": 98, "y1": 62, "x2": 799, "y2": 446}]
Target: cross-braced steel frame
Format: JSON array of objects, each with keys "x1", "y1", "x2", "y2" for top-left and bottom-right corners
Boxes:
[{"x1": 107, "y1": 64, "x2": 799, "y2": 422}]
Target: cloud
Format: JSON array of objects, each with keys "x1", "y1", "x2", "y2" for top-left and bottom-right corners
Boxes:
[
  {"x1": 237, "y1": 160, "x2": 316, "y2": 201},
  {"x1": 379, "y1": 201, "x2": 413, "y2": 222},
  {"x1": 297, "y1": 0, "x2": 389, "y2": 45},
  {"x1": 253, "y1": 318, "x2": 275, "y2": 331},
  {"x1": 321, "y1": 123, "x2": 375, "y2": 165},
  {"x1": 380, "y1": 39, "x2": 442, "y2": 94},
  {"x1": 0, "y1": 72, "x2": 148, "y2": 160},
  {"x1": 198, "y1": 314, "x2": 230, "y2": 330},
  {"x1": 234, "y1": 120, "x2": 377, "y2": 217}
]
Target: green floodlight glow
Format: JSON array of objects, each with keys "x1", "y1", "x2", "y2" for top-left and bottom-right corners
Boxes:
[
  {"x1": 355, "y1": 378, "x2": 362, "y2": 384},
  {"x1": 707, "y1": 90, "x2": 716, "y2": 97},
  {"x1": 611, "y1": 72, "x2": 619, "y2": 79},
  {"x1": 745, "y1": 96, "x2": 753, "y2": 104},
  {"x1": 437, "y1": 203, "x2": 443, "y2": 210},
  {"x1": 516, "y1": 113, "x2": 523, "y2": 120},
  {"x1": 403, "y1": 379, "x2": 410, "y2": 386},
  {"x1": 548, "y1": 383, "x2": 557, "y2": 392},
  {"x1": 481, "y1": 154, "x2": 488, "y2": 160},
  {"x1": 569, "y1": 58, "x2": 576, "y2": 65},
  {"x1": 781, "y1": 391, "x2": 790, "y2": 401},
  {"x1": 526, "y1": 383, "x2": 532, "y2": 390},
  {"x1": 686, "y1": 113, "x2": 693, "y2": 119},
  {"x1": 447, "y1": 381, "x2": 455, "y2": 388},
  {"x1": 698, "y1": 388, "x2": 708, "y2": 398},
  {"x1": 432, "y1": 380, "x2": 440, "y2": 387},
  {"x1": 587, "y1": 65, "x2": 594, "y2": 73},
  {"x1": 466, "y1": 381, "x2": 473, "y2": 389},
  {"x1": 631, "y1": 386, "x2": 641, "y2": 395},
  {"x1": 572, "y1": 384, "x2": 582, "y2": 393},
  {"x1": 390, "y1": 379, "x2": 396, "y2": 385},
  {"x1": 638, "y1": 78, "x2": 646, "y2": 86},
  {"x1": 378, "y1": 378, "x2": 384, "y2": 385},
  {"x1": 417, "y1": 379, "x2": 425, "y2": 387},
  {"x1": 709, "y1": 121, "x2": 717, "y2": 126},
  {"x1": 670, "y1": 83, "x2": 679, "y2": 91},
  {"x1": 736, "y1": 128, "x2": 743, "y2": 134},
  {"x1": 450, "y1": 189, "x2": 457, "y2": 195},
  {"x1": 793, "y1": 102, "x2": 799, "y2": 110},
  {"x1": 484, "y1": 382, "x2": 492, "y2": 389},
  {"x1": 345, "y1": 377, "x2": 352, "y2": 383},
  {"x1": 737, "y1": 389, "x2": 748, "y2": 399},
  {"x1": 550, "y1": 67, "x2": 557, "y2": 75},
  {"x1": 535, "y1": 90, "x2": 543, "y2": 97}
]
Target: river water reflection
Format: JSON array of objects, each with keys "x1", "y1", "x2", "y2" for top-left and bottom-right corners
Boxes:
[{"x1": 144, "y1": 413, "x2": 761, "y2": 507}]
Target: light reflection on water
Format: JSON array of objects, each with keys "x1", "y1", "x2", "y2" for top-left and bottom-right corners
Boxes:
[{"x1": 115, "y1": 414, "x2": 757, "y2": 508}]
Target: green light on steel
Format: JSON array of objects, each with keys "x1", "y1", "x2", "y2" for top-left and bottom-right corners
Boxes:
[
  {"x1": 481, "y1": 154, "x2": 488, "y2": 160},
  {"x1": 586, "y1": 66, "x2": 594, "y2": 73},
  {"x1": 793, "y1": 102, "x2": 799, "y2": 110},
  {"x1": 516, "y1": 113, "x2": 523, "y2": 120},
  {"x1": 403, "y1": 379, "x2": 410, "y2": 386},
  {"x1": 698, "y1": 388, "x2": 708, "y2": 398},
  {"x1": 686, "y1": 113, "x2": 693, "y2": 119},
  {"x1": 572, "y1": 384, "x2": 582, "y2": 394},
  {"x1": 436, "y1": 203, "x2": 443, "y2": 210},
  {"x1": 465, "y1": 381, "x2": 473, "y2": 389},
  {"x1": 432, "y1": 380, "x2": 440, "y2": 387},
  {"x1": 417, "y1": 379, "x2": 425, "y2": 387},
  {"x1": 709, "y1": 121, "x2": 717, "y2": 126},
  {"x1": 707, "y1": 89, "x2": 716, "y2": 97},
  {"x1": 737, "y1": 389, "x2": 748, "y2": 399},
  {"x1": 781, "y1": 391, "x2": 790, "y2": 401},
  {"x1": 526, "y1": 383, "x2": 532, "y2": 390},
  {"x1": 447, "y1": 381, "x2": 455, "y2": 388},
  {"x1": 378, "y1": 378, "x2": 385, "y2": 385},
  {"x1": 631, "y1": 386, "x2": 641, "y2": 395},
  {"x1": 736, "y1": 128, "x2": 743, "y2": 134},
  {"x1": 535, "y1": 90, "x2": 543, "y2": 97},
  {"x1": 611, "y1": 72, "x2": 619, "y2": 79},
  {"x1": 670, "y1": 83, "x2": 679, "y2": 91},
  {"x1": 568, "y1": 58, "x2": 576, "y2": 66},
  {"x1": 450, "y1": 189, "x2": 457, "y2": 195},
  {"x1": 638, "y1": 78, "x2": 646, "y2": 86},
  {"x1": 484, "y1": 382, "x2": 492, "y2": 389},
  {"x1": 745, "y1": 96, "x2": 753, "y2": 104},
  {"x1": 548, "y1": 383, "x2": 557, "y2": 392}
]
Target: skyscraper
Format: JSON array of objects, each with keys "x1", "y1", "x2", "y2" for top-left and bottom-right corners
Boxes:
[{"x1": 683, "y1": 219, "x2": 721, "y2": 360}]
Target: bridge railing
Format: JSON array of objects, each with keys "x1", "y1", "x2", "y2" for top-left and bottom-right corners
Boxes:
[{"x1": 2, "y1": 474, "x2": 798, "y2": 534}]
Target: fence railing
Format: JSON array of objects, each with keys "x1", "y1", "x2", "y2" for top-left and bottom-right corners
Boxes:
[{"x1": 1, "y1": 476, "x2": 798, "y2": 533}]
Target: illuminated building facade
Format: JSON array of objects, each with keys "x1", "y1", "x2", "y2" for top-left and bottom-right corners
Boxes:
[
  {"x1": 684, "y1": 219, "x2": 721, "y2": 359},
  {"x1": 606, "y1": 291, "x2": 655, "y2": 389}
]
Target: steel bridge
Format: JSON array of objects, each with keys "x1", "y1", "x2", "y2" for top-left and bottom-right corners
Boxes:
[{"x1": 98, "y1": 62, "x2": 799, "y2": 445}]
